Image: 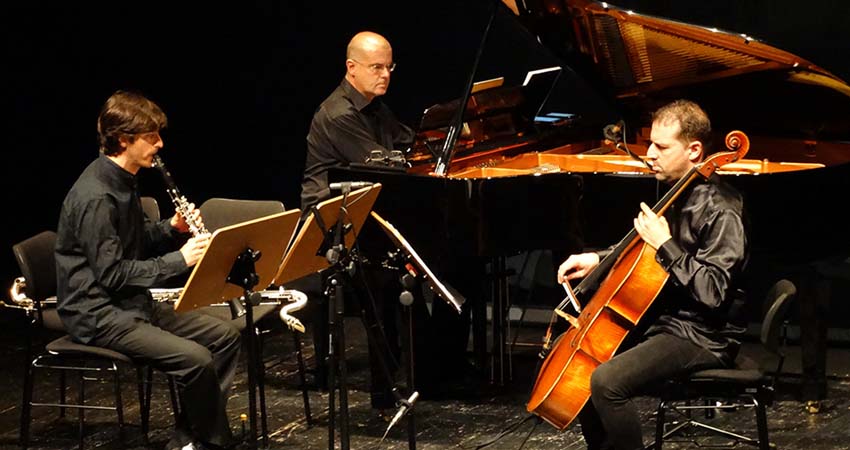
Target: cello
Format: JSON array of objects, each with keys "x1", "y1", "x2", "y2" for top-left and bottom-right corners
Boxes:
[{"x1": 527, "y1": 130, "x2": 750, "y2": 429}]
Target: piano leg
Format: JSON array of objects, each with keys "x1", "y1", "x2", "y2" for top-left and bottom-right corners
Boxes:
[
  {"x1": 796, "y1": 268, "x2": 828, "y2": 410},
  {"x1": 488, "y1": 256, "x2": 515, "y2": 385},
  {"x1": 797, "y1": 257, "x2": 850, "y2": 409},
  {"x1": 472, "y1": 293, "x2": 487, "y2": 373}
]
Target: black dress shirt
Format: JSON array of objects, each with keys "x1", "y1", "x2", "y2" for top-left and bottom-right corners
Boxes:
[
  {"x1": 599, "y1": 175, "x2": 749, "y2": 364},
  {"x1": 301, "y1": 79, "x2": 414, "y2": 210},
  {"x1": 56, "y1": 154, "x2": 188, "y2": 344}
]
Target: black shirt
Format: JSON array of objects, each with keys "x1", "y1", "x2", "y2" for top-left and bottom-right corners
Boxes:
[
  {"x1": 55, "y1": 154, "x2": 188, "y2": 344},
  {"x1": 301, "y1": 79, "x2": 414, "y2": 210},
  {"x1": 599, "y1": 176, "x2": 749, "y2": 364}
]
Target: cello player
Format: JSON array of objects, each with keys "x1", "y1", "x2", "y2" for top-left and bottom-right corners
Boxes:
[{"x1": 556, "y1": 99, "x2": 749, "y2": 450}]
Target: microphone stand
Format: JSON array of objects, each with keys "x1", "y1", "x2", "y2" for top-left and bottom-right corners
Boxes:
[
  {"x1": 604, "y1": 120, "x2": 652, "y2": 170},
  {"x1": 375, "y1": 249, "x2": 423, "y2": 448},
  {"x1": 322, "y1": 188, "x2": 353, "y2": 450},
  {"x1": 334, "y1": 242, "x2": 419, "y2": 448}
]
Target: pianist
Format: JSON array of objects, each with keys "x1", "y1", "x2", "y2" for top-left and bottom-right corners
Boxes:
[
  {"x1": 299, "y1": 30, "x2": 415, "y2": 414},
  {"x1": 299, "y1": 31, "x2": 480, "y2": 413},
  {"x1": 300, "y1": 30, "x2": 414, "y2": 211}
]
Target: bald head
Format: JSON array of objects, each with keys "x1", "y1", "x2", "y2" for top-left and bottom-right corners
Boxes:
[
  {"x1": 345, "y1": 31, "x2": 394, "y2": 101},
  {"x1": 347, "y1": 31, "x2": 392, "y2": 61}
]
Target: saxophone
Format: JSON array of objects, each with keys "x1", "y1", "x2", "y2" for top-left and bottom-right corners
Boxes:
[
  {"x1": 274, "y1": 287, "x2": 307, "y2": 333},
  {"x1": 151, "y1": 154, "x2": 208, "y2": 236},
  {"x1": 7, "y1": 277, "x2": 34, "y2": 310},
  {"x1": 150, "y1": 287, "x2": 308, "y2": 333}
]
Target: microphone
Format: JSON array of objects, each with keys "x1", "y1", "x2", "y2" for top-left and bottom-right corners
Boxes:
[
  {"x1": 381, "y1": 391, "x2": 419, "y2": 441},
  {"x1": 328, "y1": 181, "x2": 374, "y2": 191},
  {"x1": 603, "y1": 120, "x2": 624, "y2": 143},
  {"x1": 602, "y1": 120, "x2": 653, "y2": 170}
]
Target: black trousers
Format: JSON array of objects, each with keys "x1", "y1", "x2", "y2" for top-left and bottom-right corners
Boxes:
[
  {"x1": 91, "y1": 302, "x2": 241, "y2": 447},
  {"x1": 579, "y1": 333, "x2": 723, "y2": 450}
]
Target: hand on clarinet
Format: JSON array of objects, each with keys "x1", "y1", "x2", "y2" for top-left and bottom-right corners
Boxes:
[
  {"x1": 179, "y1": 233, "x2": 211, "y2": 267},
  {"x1": 170, "y1": 202, "x2": 205, "y2": 234}
]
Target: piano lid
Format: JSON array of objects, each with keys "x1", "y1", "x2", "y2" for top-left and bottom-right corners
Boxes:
[{"x1": 501, "y1": 0, "x2": 850, "y2": 140}]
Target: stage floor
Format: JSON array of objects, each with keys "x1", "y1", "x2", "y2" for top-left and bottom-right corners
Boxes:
[{"x1": 1, "y1": 307, "x2": 849, "y2": 450}]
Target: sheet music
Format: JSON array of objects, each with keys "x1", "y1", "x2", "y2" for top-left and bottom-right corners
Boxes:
[{"x1": 522, "y1": 66, "x2": 562, "y2": 86}]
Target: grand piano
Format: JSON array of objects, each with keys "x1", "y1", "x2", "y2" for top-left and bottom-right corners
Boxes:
[{"x1": 329, "y1": 0, "x2": 850, "y2": 382}]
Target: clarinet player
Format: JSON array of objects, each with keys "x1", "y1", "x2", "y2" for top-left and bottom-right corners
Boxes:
[{"x1": 55, "y1": 90, "x2": 241, "y2": 450}]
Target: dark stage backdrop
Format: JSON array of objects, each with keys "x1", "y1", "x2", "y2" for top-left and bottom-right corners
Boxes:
[{"x1": 4, "y1": 0, "x2": 850, "y2": 295}]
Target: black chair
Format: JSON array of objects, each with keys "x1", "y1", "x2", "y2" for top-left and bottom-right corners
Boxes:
[
  {"x1": 198, "y1": 198, "x2": 313, "y2": 437},
  {"x1": 651, "y1": 279, "x2": 797, "y2": 450},
  {"x1": 140, "y1": 195, "x2": 161, "y2": 222},
  {"x1": 12, "y1": 230, "x2": 176, "y2": 449}
]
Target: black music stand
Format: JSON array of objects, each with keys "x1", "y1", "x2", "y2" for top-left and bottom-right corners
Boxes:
[
  {"x1": 273, "y1": 184, "x2": 381, "y2": 450},
  {"x1": 175, "y1": 209, "x2": 301, "y2": 449},
  {"x1": 370, "y1": 212, "x2": 463, "y2": 314},
  {"x1": 370, "y1": 212, "x2": 465, "y2": 448}
]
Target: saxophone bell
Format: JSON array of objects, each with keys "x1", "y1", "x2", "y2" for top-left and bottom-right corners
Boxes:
[
  {"x1": 8, "y1": 277, "x2": 34, "y2": 309},
  {"x1": 277, "y1": 288, "x2": 307, "y2": 333}
]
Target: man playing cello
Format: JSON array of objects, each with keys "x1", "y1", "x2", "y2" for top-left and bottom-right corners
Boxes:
[{"x1": 556, "y1": 99, "x2": 749, "y2": 450}]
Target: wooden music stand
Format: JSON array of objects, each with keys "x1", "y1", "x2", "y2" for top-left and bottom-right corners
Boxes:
[
  {"x1": 272, "y1": 184, "x2": 381, "y2": 286},
  {"x1": 370, "y1": 211, "x2": 464, "y2": 314},
  {"x1": 174, "y1": 210, "x2": 300, "y2": 313},
  {"x1": 272, "y1": 183, "x2": 381, "y2": 450},
  {"x1": 173, "y1": 208, "x2": 301, "y2": 449}
]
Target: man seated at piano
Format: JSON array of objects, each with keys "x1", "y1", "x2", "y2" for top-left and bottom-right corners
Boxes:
[
  {"x1": 556, "y1": 99, "x2": 749, "y2": 450},
  {"x1": 300, "y1": 29, "x2": 416, "y2": 414},
  {"x1": 55, "y1": 90, "x2": 242, "y2": 450},
  {"x1": 300, "y1": 30, "x2": 478, "y2": 413},
  {"x1": 300, "y1": 30, "x2": 413, "y2": 211}
]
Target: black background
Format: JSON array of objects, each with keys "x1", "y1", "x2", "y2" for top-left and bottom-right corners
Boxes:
[{"x1": 4, "y1": 0, "x2": 850, "y2": 293}]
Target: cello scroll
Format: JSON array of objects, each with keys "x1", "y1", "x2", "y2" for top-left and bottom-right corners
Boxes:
[{"x1": 697, "y1": 130, "x2": 750, "y2": 177}]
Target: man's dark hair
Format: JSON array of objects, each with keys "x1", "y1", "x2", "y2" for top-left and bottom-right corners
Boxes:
[
  {"x1": 97, "y1": 90, "x2": 167, "y2": 155},
  {"x1": 652, "y1": 99, "x2": 712, "y2": 153}
]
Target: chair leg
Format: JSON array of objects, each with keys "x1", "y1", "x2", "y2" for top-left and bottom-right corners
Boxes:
[
  {"x1": 754, "y1": 396, "x2": 771, "y2": 450},
  {"x1": 256, "y1": 328, "x2": 269, "y2": 447},
  {"x1": 655, "y1": 401, "x2": 666, "y2": 450},
  {"x1": 292, "y1": 330, "x2": 312, "y2": 424},
  {"x1": 113, "y1": 363, "x2": 125, "y2": 444},
  {"x1": 168, "y1": 375, "x2": 181, "y2": 420},
  {"x1": 78, "y1": 371, "x2": 85, "y2": 450},
  {"x1": 59, "y1": 369, "x2": 67, "y2": 418},
  {"x1": 137, "y1": 367, "x2": 149, "y2": 441},
  {"x1": 20, "y1": 359, "x2": 35, "y2": 448}
]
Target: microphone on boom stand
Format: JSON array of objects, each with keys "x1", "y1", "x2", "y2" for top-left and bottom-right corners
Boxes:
[
  {"x1": 381, "y1": 390, "x2": 419, "y2": 442},
  {"x1": 329, "y1": 181, "x2": 374, "y2": 191},
  {"x1": 603, "y1": 120, "x2": 652, "y2": 170}
]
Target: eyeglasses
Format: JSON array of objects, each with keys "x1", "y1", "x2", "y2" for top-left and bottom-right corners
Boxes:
[
  {"x1": 350, "y1": 59, "x2": 396, "y2": 74},
  {"x1": 134, "y1": 131, "x2": 162, "y2": 145}
]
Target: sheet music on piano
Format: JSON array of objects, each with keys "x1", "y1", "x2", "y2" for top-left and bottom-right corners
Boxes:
[
  {"x1": 471, "y1": 76, "x2": 504, "y2": 93},
  {"x1": 521, "y1": 66, "x2": 563, "y2": 123}
]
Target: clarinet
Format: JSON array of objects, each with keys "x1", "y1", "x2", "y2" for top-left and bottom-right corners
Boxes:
[
  {"x1": 151, "y1": 155, "x2": 208, "y2": 236},
  {"x1": 151, "y1": 155, "x2": 249, "y2": 318}
]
